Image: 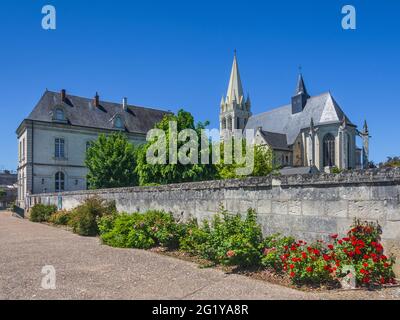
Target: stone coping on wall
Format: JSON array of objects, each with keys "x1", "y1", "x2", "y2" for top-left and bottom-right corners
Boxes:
[{"x1": 28, "y1": 167, "x2": 400, "y2": 198}]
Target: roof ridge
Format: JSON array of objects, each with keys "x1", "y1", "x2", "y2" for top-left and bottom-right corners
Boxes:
[{"x1": 44, "y1": 90, "x2": 171, "y2": 113}]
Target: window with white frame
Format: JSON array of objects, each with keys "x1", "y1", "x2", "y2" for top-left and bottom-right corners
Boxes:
[
  {"x1": 55, "y1": 138, "x2": 65, "y2": 158},
  {"x1": 55, "y1": 172, "x2": 65, "y2": 192}
]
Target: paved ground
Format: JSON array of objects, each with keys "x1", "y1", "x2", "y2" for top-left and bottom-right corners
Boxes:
[{"x1": 1, "y1": 211, "x2": 400, "y2": 300}]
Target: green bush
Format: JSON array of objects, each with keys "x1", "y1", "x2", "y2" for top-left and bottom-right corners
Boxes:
[
  {"x1": 261, "y1": 234, "x2": 296, "y2": 272},
  {"x1": 98, "y1": 210, "x2": 181, "y2": 249},
  {"x1": 68, "y1": 197, "x2": 116, "y2": 236},
  {"x1": 178, "y1": 219, "x2": 210, "y2": 255},
  {"x1": 198, "y1": 208, "x2": 264, "y2": 267},
  {"x1": 48, "y1": 210, "x2": 70, "y2": 225},
  {"x1": 29, "y1": 204, "x2": 57, "y2": 222}
]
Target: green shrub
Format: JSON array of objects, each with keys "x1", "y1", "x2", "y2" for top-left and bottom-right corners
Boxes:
[
  {"x1": 29, "y1": 204, "x2": 57, "y2": 222},
  {"x1": 178, "y1": 219, "x2": 210, "y2": 255},
  {"x1": 199, "y1": 208, "x2": 263, "y2": 267},
  {"x1": 98, "y1": 210, "x2": 181, "y2": 249},
  {"x1": 48, "y1": 210, "x2": 70, "y2": 225},
  {"x1": 261, "y1": 234, "x2": 295, "y2": 272},
  {"x1": 68, "y1": 197, "x2": 116, "y2": 236},
  {"x1": 99, "y1": 213, "x2": 155, "y2": 249}
]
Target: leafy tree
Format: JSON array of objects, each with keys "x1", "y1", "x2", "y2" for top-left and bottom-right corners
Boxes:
[
  {"x1": 0, "y1": 189, "x2": 6, "y2": 198},
  {"x1": 379, "y1": 157, "x2": 400, "y2": 168},
  {"x1": 217, "y1": 142, "x2": 276, "y2": 179},
  {"x1": 85, "y1": 133, "x2": 138, "y2": 189},
  {"x1": 136, "y1": 109, "x2": 217, "y2": 185}
]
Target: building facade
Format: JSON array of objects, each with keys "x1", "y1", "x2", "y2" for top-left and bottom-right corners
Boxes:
[
  {"x1": 16, "y1": 90, "x2": 170, "y2": 208},
  {"x1": 0, "y1": 170, "x2": 17, "y2": 210},
  {"x1": 219, "y1": 54, "x2": 369, "y2": 171}
]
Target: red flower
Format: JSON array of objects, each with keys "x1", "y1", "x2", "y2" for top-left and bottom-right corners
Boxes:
[
  {"x1": 343, "y1": 237, "x2": 350, "y2": 242},
  {"x1": 338, "y1": 240, "x2": 343, "y2": 245},
  {"x1": 362, "y1": 277, "x2": 370, "y2": 284},
  {"x1": 306, "y1": 266, "x2": 313, "y2": 273},
  {"x1": 360, "y1": 269, "x2": 368, "y2": 275},
  {"x1": 324, "y1": 265, "x2": 330, "y2": 271},
  {"x1": 323, "y1": 254, "x2": 330, "y2": 261},
  {"x1": 380, "y1": 277, "x2": 386, "y2": 284},
  {"x1": 384, "y1": 262, "x2": 390, "y2": 268},
  {"x1": 226, "y1": 250, "x2": 236, "y2": 258},
  {"x1": 355, "y1": 247, "x2": 362, "y2": 255},
  {"x1": 363, "y1": 254, "x2": 369, "y2": 260},
  {"x1": 363, "y1": 262, "x2": 369, "y2": 268},
  {"x1": 290, "y1": 264, "x2": 295, "y2": 269},
  {"x1": 284, "y1": 245, "x2": 289, "y2": 250},
  {"x1": 381, "y1": 255, "x2": 388, "y2": 261},
  {"x1": 348, "y1": 251, "x2": 354, "y2": 257},
  {"x1": 301, "y1": 252, "x2": 307, "y2": 259},
  {"x1": 328, "y1": 244, "x2": 334, "y2": 250},
  {"x1": 335, "y1": 261, "x2": 341, "y2": 267},
  {"x1": 371, "y1": 241, "x2": 377, "y2": 247},
  {"x1": 290, "y1": 271, "x2": 295, "y2": 278},
  {"x1": 313, "y1": 249, "x2": 320, "y2": 256},
  {"x1": 330, "y1": 234, "x2": 338, "y2": 239}
]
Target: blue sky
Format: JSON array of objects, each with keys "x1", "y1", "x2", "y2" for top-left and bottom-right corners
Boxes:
[{"x1": 0, "y1": 0, "x2": 399, "y2": 170}]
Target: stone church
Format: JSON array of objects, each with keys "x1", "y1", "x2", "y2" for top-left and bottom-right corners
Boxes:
[{"x1": 220, "y1": 53, "x2": 369, "y2": 172}]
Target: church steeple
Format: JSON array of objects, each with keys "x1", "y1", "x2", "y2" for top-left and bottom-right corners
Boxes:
[
  {"x1": 226, "y1": 51, "x2": 244, "y2": 104},
  {"x1": 292, "y1": 71, "x2": 310, "y2": 114},
  {"x1": 220, "y1": 51, "x2": 252, "y2": 137}
]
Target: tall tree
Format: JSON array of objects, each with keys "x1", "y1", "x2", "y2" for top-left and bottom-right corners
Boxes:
[
  {"x1": 136, "y1": 109, "x2": 217, "y2": 185},
  {"x1": 85, "y1": 133, "x2": 138, "y2": 189}
]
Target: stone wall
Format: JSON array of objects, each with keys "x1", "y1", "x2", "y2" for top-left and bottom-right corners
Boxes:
[{"x1": 28, "y1": 168, "x2": 400, "y2": 274}]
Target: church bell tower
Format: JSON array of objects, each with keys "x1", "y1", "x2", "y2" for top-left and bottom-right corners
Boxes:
[{"x1": 220, "y1": 52, "x2": 252, "y2": 138}]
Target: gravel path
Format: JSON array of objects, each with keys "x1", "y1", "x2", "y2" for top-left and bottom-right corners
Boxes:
[{"x1": 1, "y1": 211, "x2": 399, "y2": 300}]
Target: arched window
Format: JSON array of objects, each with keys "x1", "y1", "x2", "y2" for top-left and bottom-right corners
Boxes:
[
  {"x1": 114, "y1": 116, "x2": 124, "y2": 129},
  {"x1": 346, "y1": 133, "x2": 351, "y2": 169},
  {"x1": 227, "y1": 116, "x2": 232, "y2": 131},
  {"x1": 55, "y1": 172, "x2": 65, "y2": 192},
  {"x1": 55, "y1": 108, "x2": 65, "y2": 121},
  {"x1": 221, "y1": 118, "x2": 226, "y2": 130},
  {"x1": 323, "y1": 133, "x2": 336, "y2": 167}
]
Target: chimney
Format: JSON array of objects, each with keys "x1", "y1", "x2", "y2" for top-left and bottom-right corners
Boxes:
[
  {"x1": 122, "y1": 97, "x2": 128, "y2": 111},
  {"x1": 61, "y1": 89, "x2": 66, "y2": 102},
  {"x1": 94, "y1": 92, "x2": 100, "y2": 107}
]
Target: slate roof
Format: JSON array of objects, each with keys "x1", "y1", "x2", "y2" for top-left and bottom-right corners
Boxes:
[
  {"x1": 245, "y1": 92, "x2": 353, "y2": 146},
  {"x1": 26, "y1": 91, "x2": 171, "y2": 134},
  {"x1": 259, "y1": 130, "x2": 289, "y2": 151},
  {"x1": 279, "y1": 166, "x2": 319, "y2": 175}
]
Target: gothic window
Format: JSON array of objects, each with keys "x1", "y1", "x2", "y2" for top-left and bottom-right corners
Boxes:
[
  {"x1": 55, "y1": 172, "x2": 65, "y2": 192},
  {"x1": 347, "y1": 133, "x2": 351, "y2": 169},
  {"x1": 221, "y1": 118, "x2": 226, "y2": 130},
  {"x1": 236, "y1": 117, "x2": 240, "y2": 129},
  {"x1": 227, "y1": 116, "x2": 232, "y2": 131},
  {"x1": 55, "y1": 138, "x2": 65, "y2": 158},
  {"x1": 323, "y1": 133, "x2": 335, "y2": 167}
]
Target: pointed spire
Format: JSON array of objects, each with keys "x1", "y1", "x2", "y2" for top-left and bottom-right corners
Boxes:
[
  {"x1": 220, "y1": 96, "x2": 225, "y2": 107},
  {"x1": 295, "y1": 73, "x2": 309, "y2": 97},
  {"x1": 363, "y1": 120, "x2": 369, "y2": 133},
  {"x1": 226, "y1": 51, "x2": 244, "y2": 104}
]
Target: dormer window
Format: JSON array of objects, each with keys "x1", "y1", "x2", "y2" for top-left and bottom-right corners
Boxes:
[
  {"x1": 114, "y1": 116, "x2": 124, "y2": 129},
  {"x1": 53, "y1": 107, "x2": 67, "y2": 123}
]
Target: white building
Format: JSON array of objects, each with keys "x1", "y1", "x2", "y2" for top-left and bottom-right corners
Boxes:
[
  {"x1": 16, "y1": 90, "x2": 169, "y2": 208},
  {"x1": 220, "y1": 54, "x2": 369, "y2": 171}
]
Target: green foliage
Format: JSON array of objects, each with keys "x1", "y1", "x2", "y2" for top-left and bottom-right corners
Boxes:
[
  {"x1": 0, "y1": 189, "x2": 6, "y2": 197},
  {"x1": 29, "y1": 204, "x2": 57, "y2": 222},
  {"x1": 178, "y1": 219, "x2": 210, "y2": 255},
  {"x1": 68, "y1": 197, "x2": 116, "y2": 236},
  {"x1": 216, "y1": 142, "x2": 276, "y2": 179},
  {"x1": 331, "y1": 167, "x2": 343, "y2": 174},
  {"x1": 98, "y1": 210, "x2": 182, "y2": 249},
  {"x1": 260, "y1": 234, "x2": 296, "y2": 272},
  {"x1": 85, "y1": 133, "x2": 138, "y2": 189},
  {"x1": 380, "y1": 156, "x2": 400, "y2": 168},
  {"x1": 136, "y1": 109, "x2": 217, "y2": 185},
  {"x1": 48, "y1": 210, "x2": 70, "y2": 225},
  {"x1": 199, "y1": 207, "x2": 264, "y2": 267}
]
